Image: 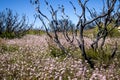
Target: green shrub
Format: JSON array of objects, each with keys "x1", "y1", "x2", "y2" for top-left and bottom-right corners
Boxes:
[
  {"x1": 93, "y1": 24, "x2": 120, "y2": 38},
  {"x1": 0, "y1": 8, "x2": 31, "y2": 39},
  {"x1": 86, "y1": 47, "x2": 112, "y2": 67},
  {"x1": 48, "y1": 44, "x2": 66, "y2": 58},
  {"x1": 26, "y1": 29, "x2": 45, "y2": 35},
  {"x1": 0, "y1": 44, "x2": 19, "y2": 53},
  {"x1": 47, "y1": 38, "x2": 82, "y2": 59},
  {"x1": 108, "y1": 27, "x2": 120, "y2": 37},
  {"x1": 67, "y1": 47, "x2": 82, "y2": 59},
  {"x1": 0, "y1": 32, "x2": 15, "y2": 39}
]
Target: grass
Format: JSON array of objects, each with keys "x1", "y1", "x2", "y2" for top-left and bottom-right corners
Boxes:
[
  {"x1": 83, "y1": 26, "x2": 120, "y2": 39},
  {"x1": 0, "y1": 44, "x2": 19, "y2": 53},
  {"x1": 26, "y1": 29, "x2": 46, "y2": 35},
  {"x1": 83, "y1": 28, "x2": 95, "y2": 38}
]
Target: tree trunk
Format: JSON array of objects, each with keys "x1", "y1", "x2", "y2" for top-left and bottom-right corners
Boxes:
[{"x1": 79, "y1": 27, "x2": 94, "y2": 68}]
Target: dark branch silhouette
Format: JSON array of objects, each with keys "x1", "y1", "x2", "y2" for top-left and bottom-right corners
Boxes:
[{"x1": 31, "y1": 0, "x2": 120, "y2": 68}]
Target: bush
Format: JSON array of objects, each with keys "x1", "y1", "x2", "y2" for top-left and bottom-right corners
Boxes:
[
  {"x1": 49, "y1": 19, "x2": 75, "y2": 32},
  {"x1": 26, "y1": 29, "x2": 45, "y2": 35},
  {"x1": 48, "y1": 44, "x2": 66, "y2": 58},
  {"x1": 93, "y1": 23, "x2": 120, "y2": 38},
  {"x1": 108, "y1": 27, "x2": 120, "y2": 37},
  {"x1": 0, "y1": 44, "x2": 19, "y2": 53},
  {"x1": 48, "y1": 43, "x2": 82, "y2": 60},
  {"x1": 0, "y1": 8, "x2": 31, "y2": 39},
  {"x1": 47, "y1": 37, "x2": 81, "y2": 59},
  {"x1": 86, "y1": 46, "x2": 113, "y2": 68}
]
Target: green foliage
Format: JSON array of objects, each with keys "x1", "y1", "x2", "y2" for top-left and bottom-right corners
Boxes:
[
  {"x1": 49, "y1": 19, "x2": 75, "y2": 32},
  {"x1": 86, "y1": 47, "x2": 112, "y2": 67},
  {"x1": 0, "y1": 8, "x2": 31, "y2": 39},
  {"x1": 108, "y1": 27, "x2": 120, "y2": 38},
  {"x1": 93, "y1": 24, "x2": 120, "y2": 38},
  {"x1": 26, "y1": 29, "x2": 45, "y2": 35},
  {"x1": 0, "y1": 32, "x2": 16, "y2": 39},
  {"x1": 48, "y1": 44, "x2": 66, "y2": 58},
  {"x1": 67, "y1": 47, "x2": 82, "y2": 59},
  {"x1": 48, "y1": 42, "x2": 82, "y2": 60},
  {"x1": 83, "y1": 29, "x2": 94, "y2": 38},
  {"x1": 0, "y1": 31, "x2": 26, "y2": 39},
  {"x1": 61, "y1": 68, "x2": 74, "y2": 80},
  {"x1": 0, "y1": 44, "x2": 19, "y2": 52},
  {"x1": 48, "y1": 43, "x2": 81, "y2": 61}
]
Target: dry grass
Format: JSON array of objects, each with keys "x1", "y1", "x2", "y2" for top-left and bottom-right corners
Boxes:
[{"x1": 0, "y1": 38, "x2": 5, "y2": 44}]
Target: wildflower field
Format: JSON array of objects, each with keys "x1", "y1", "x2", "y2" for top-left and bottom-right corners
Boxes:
[{"x1": 0, "y1": 34, "x2": 120, "y2": 80}]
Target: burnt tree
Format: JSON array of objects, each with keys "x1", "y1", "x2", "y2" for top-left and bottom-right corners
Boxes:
[{"x1": 31, "y1": 0, "x2": 120, "y2": 68}]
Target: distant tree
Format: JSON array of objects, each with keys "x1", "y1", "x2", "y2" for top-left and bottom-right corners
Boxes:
[
  {"x1": 31, "y1": 0, "x2": 120, "y2": 68},
  {"x1": 49, "y1": 19, "x2": 75, "y2": 32},
  {"x1": 0, "y1": 8, "x2": 32, "y2": 39}
]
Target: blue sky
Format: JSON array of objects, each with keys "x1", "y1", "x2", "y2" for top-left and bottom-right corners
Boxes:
[
  {"x1": 0, "y1": 0, "x2": 36, "y2": 27},
  {"x1": 0, "y1": 0, "x2": 119, "y2": 28}
]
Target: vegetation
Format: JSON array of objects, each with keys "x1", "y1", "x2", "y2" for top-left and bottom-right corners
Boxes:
[
  {"x1": 0, "y1": 44, "x2": 19, "y2": 53},
  {"x1": 0, "y1": 9, "x2": 32, "y2": 39},
  {"x1": 31, "y1": 0, "x2": 120, "y2": 68},
  {"x1": 93, "y1": 23, "x2": 120, "y2": 38},
  {"x1": 49, "y1": 19, "x2": 75, "y2": 32},
  {"x1": 0, "y1": 0, "x2": 120, "y2": 79},
  {"x1": 26, "y1": 29, "x2": 45, "y2": 35},
  {"x1": 0, "y1": 36, "x2": 120, "y2": 79}
]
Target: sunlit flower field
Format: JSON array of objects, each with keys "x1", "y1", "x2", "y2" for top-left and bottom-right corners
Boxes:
[{"x1": 0, "y1": 34, "x2": 120, "y2": 80}]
